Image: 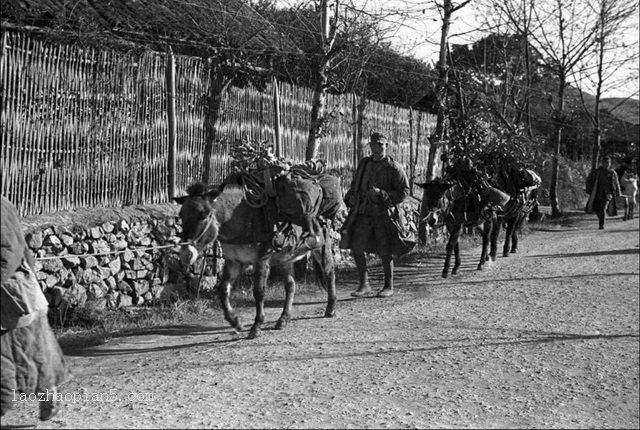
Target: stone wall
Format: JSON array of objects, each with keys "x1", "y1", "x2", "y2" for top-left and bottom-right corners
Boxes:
[{"x1": 20, "y1": 204, "x2": 193, "y2": 313}]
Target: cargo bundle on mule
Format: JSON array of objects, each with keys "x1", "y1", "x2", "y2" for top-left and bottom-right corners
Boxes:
[{"x1": 227, "y1": 140, "x2": 344, "y2": 253}]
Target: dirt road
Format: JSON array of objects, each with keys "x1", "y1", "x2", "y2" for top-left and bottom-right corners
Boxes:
[{"x1": 2, "y1": 212, "x2": 639, "y2": 429}]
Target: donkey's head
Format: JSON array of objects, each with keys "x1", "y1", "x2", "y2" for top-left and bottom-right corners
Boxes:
[
  {"x1": 174, "y1": 182, "x2": 224, "y2": 265},
  {"x1": 416, "y1": 180, "x2": 455, "y2": 227}
]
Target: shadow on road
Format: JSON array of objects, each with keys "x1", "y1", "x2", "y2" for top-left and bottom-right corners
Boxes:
[
  {"x1": 65, "y1": 336, "x2": 243, "y2": 357},
  {"x1": 529, "y1": 248, "x2": 639, "y2": 258},
  {"x1": 195, "y1": 332, "x2": 640, "y2": 367}
]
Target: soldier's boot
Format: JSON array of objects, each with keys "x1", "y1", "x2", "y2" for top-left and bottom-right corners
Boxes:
[
  {"x1": 377, "y1": 259, "x2": 394, "y2": 298},
  {"x1": 351, "y1": 255, "x2": 372, "y2": 297}
]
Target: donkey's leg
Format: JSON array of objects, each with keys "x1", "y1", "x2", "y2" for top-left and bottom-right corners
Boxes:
[
  {"x1": 446, "y1": 225, "x2": 462, "y2": 277},
  {"x1": 452, "y1": 239, "x2": 462, "y2": 275},
  {"x1": 478, "y1": 221, "x2": 493, "y2": 270},
  {"x1": 489, "y1": 218, "x2": 500, "y2": 261},
  {"x1": 442, "y1": 228, "x2": 455, "y2": 278},
  {"x1": 218, "y1": 261, "x2": 243, "y2": 332},
  {"x1": 249, "y1": 259, "x2": 270, "y2": 339},
  {"x1": 276, "y1": 261, "x2": 295, "y2": 330},
  {"x1": 503, "y1": 218, "x2": 515, "y2": 257},
  {"x1": 510, "y1": 215, "x2": 524, "y2": 254},
  {"x1": 311, "y1": 238, "x2": 337, "y2": 317}
]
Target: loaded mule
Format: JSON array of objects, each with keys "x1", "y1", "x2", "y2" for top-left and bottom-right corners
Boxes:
[
  {"x1": 174, "y1": 167, "x2": 342, "y2": 339},
  {"x1": 491, "y1": 167, "x2": 541, "y2": 257},
  {"x1": 417, "y1": 177, "x2": 509, "y2": 278}
]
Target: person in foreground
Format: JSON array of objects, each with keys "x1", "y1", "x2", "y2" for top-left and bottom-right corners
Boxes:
[
  {"x1": 340, "y1": 132, "x2": 412, "y2": 298},
  {"x1": 1, "y1": 196, "x2": 69, "y2": 421},
  {"x1": 585, "y1": 156, "x2": 622, "y2": 229}
]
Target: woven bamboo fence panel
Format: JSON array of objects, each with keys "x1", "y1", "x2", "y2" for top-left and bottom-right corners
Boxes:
[
  {"x1": 1, "y1": 30, "x2": 436, "y2": 216},
  {"x1": 1, "y1": 31, "x2": 169, "y2": 215}
]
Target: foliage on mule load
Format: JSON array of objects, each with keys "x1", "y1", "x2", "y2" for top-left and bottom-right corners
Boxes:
[
  {"x1": 228, "y1": 138, "x2": 343, "y2": 223},
  {"x1": 445, "y1": 117, "x2": 542, "y2": 175}
]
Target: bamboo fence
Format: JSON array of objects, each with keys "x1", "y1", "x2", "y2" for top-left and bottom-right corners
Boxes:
[{"x1": 1, "y1": 29, "x2": 437, "y2": 216}]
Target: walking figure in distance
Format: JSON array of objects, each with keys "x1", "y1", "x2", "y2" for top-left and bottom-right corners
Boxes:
[
  {"x1": 585, "y1": 156, "x2": 621, "y2": 229},
  {"x1": 620, "y1": 169, "x2": 638, "y2": 220}
]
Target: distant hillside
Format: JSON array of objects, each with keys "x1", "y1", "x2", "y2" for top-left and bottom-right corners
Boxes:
[{"x1": 600, "y1": 98, "x2": 640, "y2": 125}]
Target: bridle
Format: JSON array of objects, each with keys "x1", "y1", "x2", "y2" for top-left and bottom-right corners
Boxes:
[
  {"x1": 184, "y1": 204, "x2": 217, "y2": 249},
  {"x1": 423, "y1": 188, "x2": 453, "y2": 228}
]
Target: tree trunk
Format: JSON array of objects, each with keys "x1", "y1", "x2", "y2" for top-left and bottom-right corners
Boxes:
[
  {"x1": 550, "y1": 76, "x2": 566, "y2": 217},
  {"x1": 356, "y1": 93, "x2": 367, "y2": 162},
  {"x1": 306, "y1": 62, "x2": 328, "y2": 162},
  {"x1": 426, "y1": 0, "x2": 454, "y2": 181}
]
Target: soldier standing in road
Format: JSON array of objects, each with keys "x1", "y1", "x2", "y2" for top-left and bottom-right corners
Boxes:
[{"x1": 340, "y1": 132, "x2": 413, "y2": 298}]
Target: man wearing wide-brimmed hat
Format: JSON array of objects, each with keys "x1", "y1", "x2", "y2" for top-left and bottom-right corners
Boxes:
[{"x1": 339, "y1": 132, "x2": 413, "y2": 298}]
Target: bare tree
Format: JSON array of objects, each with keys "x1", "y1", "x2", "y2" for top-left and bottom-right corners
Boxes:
[
  {"x1": 424, "y1": 0, "x2": 473, "y2": 180},
  {"x1": 268, "y1": 1, "x2": 392, "y2": 161},
  {"x1": 572, "y1": 0, "x2": 639, "y2": 171},
  {"x1": 489, "y1": 0, "x2": 599, "y2": 216}
]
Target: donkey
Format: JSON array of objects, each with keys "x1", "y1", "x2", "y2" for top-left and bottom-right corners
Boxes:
[
  {"x1": 491, "y1": 168, "x2": 540, "y2": 257},
  {"x1": 174, "y1": 180, "x2": 338, "y2": 339},
  {"x1": 417, "y1": 180, "x2": 501, "y2": 278}
]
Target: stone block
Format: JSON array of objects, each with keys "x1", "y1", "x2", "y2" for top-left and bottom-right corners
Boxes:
[
  {"x1": 87, "y1": 282, "x2": 107, "y2": 300},
  {"x1": 90, "y1": 239, "x2": 111, "y2": 255},
  {"x1": 41, "y1": 257, "x2": 64, "y2": 273},
  {"x1": 118, "y1": 219, "x2": 130, "y2": 233},
  {"x1": 61, "y1": 255, "x2": 81, "y2": 268},
  {"x1": 81, "y1": 255, "x2": 99, "y2": 269},
  {"x1": 68, "y1": 242, "x2": 85, "y2": 255},
  {"x1": 121, "y1": 249, "x2": 135, "y2": 263},
  {"x1": 107, "y1": 258, "x2": 121, "y2": 275},
  {"x1": 117, "y1": 280, "x2": 133, "y2": 295},
  {"x1": 60, "y1": 233, "x2": 74, "y2": 246},
  {"x1": 44, "y1": 234, "x2": 63, "y2": 249},
  {"x1": 26, "y1": 231, "x2": 44, "y2": 249},
  {"x1": 89, "y1": 226, "x2": 103, "y2": 239},
  {"x1": 102, "y1": 221, "x2": 115, "y2": 234},
  {"x1": 105, "y1": 276, "x2": 117, "y2": 291},
  {"x1": 118, "y1": 294, "x2": 133, "y2": 308},
  {"x1": 132, "y1": 279, "x2": 150, "y2": 296},
  {"x1": 105, "y1": 291, "x2": 119, "y2": 308},
  {"x1": 44, "y1": 274, "x2": 59, "y2": 288},
  {"x1": 64, "y1": 284, "x2": 87, "y2": 307}
]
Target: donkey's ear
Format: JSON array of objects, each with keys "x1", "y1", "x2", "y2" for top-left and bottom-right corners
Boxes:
[
  {"x1": 173, "y1": 195, "x2": 188, "y2": 205},
  {"x1": 204, "y1": 184, "x2": 224, "y2": 200}
]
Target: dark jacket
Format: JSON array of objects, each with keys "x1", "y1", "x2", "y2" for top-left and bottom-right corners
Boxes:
[
  {"x1": 341, "y1": 156, "x2": 413, "y2": 256},
  {"x1": 586, "y1": 166, "x2": 621, "y2": 202}
]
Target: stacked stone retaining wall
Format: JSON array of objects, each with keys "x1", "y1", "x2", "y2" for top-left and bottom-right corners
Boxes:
[{"x1": 20, "y1": 204, "x2": 192, "y2": 313}]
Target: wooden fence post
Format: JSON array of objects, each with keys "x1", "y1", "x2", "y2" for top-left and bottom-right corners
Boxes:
[
  {"x1": 409, "y1": 107, "x2": 415, "y2": 196},
  {"x1": 351, "y1": 93, "x2": 358, "y2": 167},
  {"x1": 356, "y1": 94, "x2": 366, "y2": 162},
  {"x1": 273, "y1": 77, "x2": 282, "y2": 157},
  {"x1": 166, "y1": 46, "x2": 177, "y2": 199}
]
